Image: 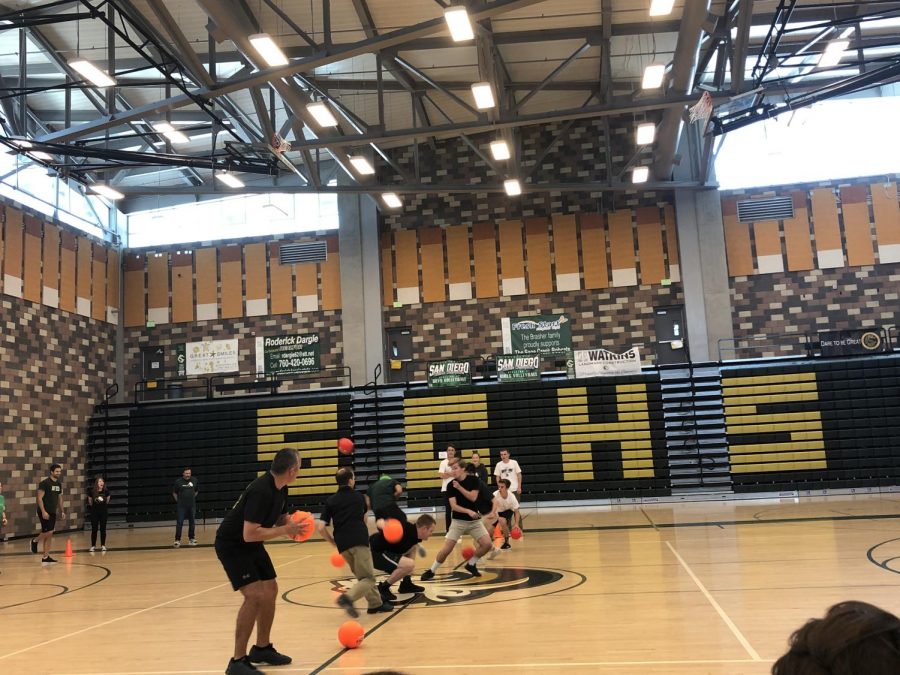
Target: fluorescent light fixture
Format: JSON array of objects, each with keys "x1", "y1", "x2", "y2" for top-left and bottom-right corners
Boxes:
[
  {"x1": 153, "y1": 122, "x2": 190, "y2": 144},
  {"x1": 69, "y1": 59, "x2": 116, "y2": 87},
  {"x1": 636, "y1": 123, "x2": 656, "y2": 145},
  {"x1": 307, "y1": 101, "x2": 338, "y2": 127},
  {"x1": 444, "y1": 6, "x2": 474, "y2": 42},
  {"x1": 382, "y1": 192, "x2": 402, "y2": 208},
  {"x1": 349, "y1": 156, "x2": 375, "y2": 175},
  {"x1": 649, "y1": 0, "x2": 675, "y2": 16},
  {"x1": 249, "y1": 33, "x2": 289, "y2": 67},
  {"x1": 216, "y1": 172, "x2": 245, "y2": 188},
  {"x1": 90, "y1": 184, "x2": 124, "y2": 200},
  {"x1": 10, "y1": 139, "x2": 53, "y2": 161},
  {"x1": 818, "y1": 40, "x2": 849, "y2": 68},
  {"x1": 642, "y1": 64, "x2": 666, "y2": 89},
  {"x1": 490, "y1": 140, "x2": 511, "y2": 161},
  {"x1": 30, "y1": 151, "x2": 53, "y2": 161},
  {"x1": 504, "y1": 179, "x2": 522, "y2": 196},
  {"x1": 632, "y1": 166, "x2": 650, "y2": 183},
  {"x1": 471, "y1": 82, "x2": 495, "y2": 109}
]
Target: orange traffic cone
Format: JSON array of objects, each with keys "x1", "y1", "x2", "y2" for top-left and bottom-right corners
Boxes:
[
  {"x1": 493, "y1": 524, "x2": 502, "y2": 539},
  {"x1": 64, "y1": 538, "x2": 74, "y2": 558}
]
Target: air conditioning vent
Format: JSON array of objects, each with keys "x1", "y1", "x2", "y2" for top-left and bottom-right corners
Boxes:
[
  {"x1": 737, "y1": 196, "x2": 794, "y2": 223},
  {"x1": 279, "y1": 241, "x2": 327, "y2": 264}
]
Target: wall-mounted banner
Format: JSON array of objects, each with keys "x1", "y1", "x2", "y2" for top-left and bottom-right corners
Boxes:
[
  {"x1": 427, "y1": 359, "x2": 471, "y2": 388},
  {"x1": 818, "y1": 329, "x2": 888, "y2": 357},
  {"x1": 255, "y1": 334, "x2": 321, "y2": 376},
  {"x1": 574, "y1": 347, "x2": 642, "y2": 378},
  {"x1": 496, "y1": 353, "x2": 540, "y2": 383},
  {"x1": 176, "y1": 338, "x2": 240, "y2": 376},
  {"x1": 502, "y1": 314, "x2": 572, "y2": 356}
]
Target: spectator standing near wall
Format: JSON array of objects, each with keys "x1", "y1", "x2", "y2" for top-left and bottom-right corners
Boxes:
[
  {"x1": 470, "y1": 452, "x2": 489, "y2": 484},
  {"x1": 437, "y1": 445, "x2": 457, "y2": 530},
  {"x1": 0, "y1": 480, "x2": 7, "y2": 540},
  {"x1": 172, "y1": 468, "x2": 199, "y2": 547},
  {"x1": 87, "y1": 476, "x2": 111, "y2": 552}
]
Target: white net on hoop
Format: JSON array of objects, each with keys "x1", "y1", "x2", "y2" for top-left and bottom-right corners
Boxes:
[{"x1": 688, "y1": 91, "x2": 713, "y2": 126}]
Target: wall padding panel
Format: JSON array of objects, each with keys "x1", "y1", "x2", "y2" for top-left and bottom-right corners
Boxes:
[
  {"x1": 394, "y1": 229, "x2": 420, "y2": 306},
  {"x1": 635, "y1": 207, "x2": 665, "y2": 285},
  {"x1": 42, "y1": 223, "x2": 60, "y2": 308},
  {"x1": 4, "y1": 207, "x2": 23, "y2": 297},
  {"x1": 723, "y1": 197, "x2": 753, "y2": 277},
  {"x1": 551, "y1": 214, "x2": 580, "y2": 291},
  {"x1": 380, "y1": 231, "x2": 394, "y2": 306},
  {"x1": 23, "y1": 216, "x2": 42, "y2": 303},
  {"x1": 840, "y1": 185, "x2": 875, "y2": 267},
  {"x1": 123, "y1": 252, "x2": 145, "y2": 327},
  {"x1": 59, "y1": 231, "x2": 77, "y2": 313},
  {"x1": 871, "y1": 181, "x2": 900, "y2": 264},
  {"x1": 472, "y1": 222, "x2": 499, "y2": 299},
  {"x1": 76, "y1": 236, "x2": 93, "y2": 316},
  {"x1": 524, "y1": 217, "x2": 552, "y2": 294},
  {"x1": 146, "y1": 252, "x2": 170, "y2": 325},
  {"x1": 320, "y1": 236, "x2": 341, "y2": 311},
  {"x1": 753, "y1": 220, "x2": 784, "y2": 274},
  {"x1": 445, "y1": 224, "x2": 472, "y2": 301},
  {"x1": 580, "y1": 213, "x2": 609, "y2": 289},
  {"x1": 268, "y1": 242, "x2": 294, "y2": 315},
  {"x1": 498, "y1": 219, "x2": 526, "y2": 296},
  {"x1": 195, "y1": 247, "x2": 218, "y2": 321},
  {"x1": 91, "y1": 245, "x2": 107, "y2": 321},
  {"x1": 663, "y1": 204, "x2": 680, "y2": 282},
  {"x1": 171, "y1": 251, "x2": 194, "y2": 323},
  {"x1": 294, "y1": 260, "x2": 318, "y2": 313},
  {"x1": 810, "y1": 188, "x2": 845, "y2": 269},
  {"x1": 608, "y1": 210, "x2": 637, "y2": 287},
  {"x1": 106, "y1": 248, "x2": 120, "y2": 324},
  {"x1": 243, "y1": 242, "x2": 269, "y2": 317},
  {"x1": 783, "y1": 191, "x2": 815, "y2": 272},
  {"x1": 420, "y1": 227, "x2": 446, "y2": 303},
  {"x1": 219, "y1": 245, "x2": 243, "y2": 319}
]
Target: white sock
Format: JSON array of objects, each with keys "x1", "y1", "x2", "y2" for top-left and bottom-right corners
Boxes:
[
  {"x1": 429, "y1": 561, "x2": 441, "y2": 573},
  {"x1": 470, "y1": 556, "x2": 480, "y2": 565}
]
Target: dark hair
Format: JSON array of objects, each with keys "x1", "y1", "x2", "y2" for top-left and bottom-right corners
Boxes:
[
  {"x1": 91, "y1": 476, "x2": 106, "y2": 498},
  {"x1": 464, "y1": 462, "x2": 476, "y2": 475},
  {"x1": 471, "y1": 452, "x2": 480, "y2": 459},
  {"x1": 183, "y1": 467, "x2": 191, "y2": 472},
  {"x1": 336, "y1": 467, "x2": 354, "y2": 486},
  {"x1": 498, "y1": 478, "x2": 511, "y2": 489},
  {"x1": 416, "y1": 514, "x2": 436, "y2": 528},
  {"x1": 271, "y1": 449, "x2": 299, "y2": 475},
  {"x1": 772, "y1": 601, "x2": 900, "y2": 675},
  {"x1": 50, "y1": 463, "x2": 61, "y2": 472}
]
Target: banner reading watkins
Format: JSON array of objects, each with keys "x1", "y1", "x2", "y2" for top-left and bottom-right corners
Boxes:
[
  {"x1": 502, "y1": 314, "x2": 572, "y2": 356},
  {"x1": 574, "y1": 347, "x2": 642, "y2": 378}
]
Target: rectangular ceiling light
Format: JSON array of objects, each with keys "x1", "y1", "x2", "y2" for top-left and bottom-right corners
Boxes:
[
  {"x1": 632, "y1": 166, "x2": 650, "y2": 183},
  {"x1": 636, "y1": 123, "x2": 656, "y2": 145},
  {"x1": 818, "y1": 40, "x2": 849, "y2": 68},
  {"x1": 490, "y1": 140, "x2": 511, "y2": 161},
  {"x1": 30, "y1": 150, "x2": 53, "y2": 161},
  {"x1": 349, "y1": 156, "x2": 375, "y2": 175},
  {"x1": 649, "y1": 0, "x2": 675, "y2": 16},
  {"x1": 504, "y1": 179, "x2": 522, "y2": 196},
  {"x1": 69, "y1": 59, "x2": 116, "y2": 87},
  {"x1": 90, "y1": 184, "x2": 124, "y2": 200},
  {"x1": 216, "y1": 172, "x2": 245, "y2": 188},
  {"x1": 249, "y1": 33, "x2": 289, "y2": 67},
  {"x1": 642, "y1": 64, "x2": 666, "y2": 89},
  {"x1": 382, "y1": 192, "x2": 402, "y2": 208},
  {"x1": 471, "y1": 82, "x2": 495, "y2": 109},
  {"x1": 307, "y1": 101, "x2": 339, "y2": 127},
  {"x1": 153, "y1": 122, "x2": 190, "y2": 144},
  {"x1": 444, "y1": 6, "x2": 474, "y2": 42}
]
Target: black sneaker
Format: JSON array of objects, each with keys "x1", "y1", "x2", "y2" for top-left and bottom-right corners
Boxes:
[
  {"x1": 41, "y1": 556, "x2": 58, "y2": 565},
  {"x1": 248, "y1": 643, "x2": 291, "y2": 666},
  {"x1": 464, "y1": 562, "x2": 481, "y2": 577},
  {"x1": 420, "y1": 569, "x2": 435, "y2": 581},
  {"x1": 31, "y1": 539, "x2": 38, "y2": 554},
  {"x1": 397, "y1": 577, "x2": 424, "y2": 593},
  {"x1": 336, "y1": 593, "x2": 358, "y2": 618},
  {"x1": 501, "y1": 542, "x2": 511, "y2": 550},
  {"x1": 366, "y1": 601, "x2": 394, "y2": 614},
  {"x1": 377, "y1": 581, "x2": 396, "y2": 601},
  {"x1": 225, "y1": 656, "x2": 258, "y2": 674}
]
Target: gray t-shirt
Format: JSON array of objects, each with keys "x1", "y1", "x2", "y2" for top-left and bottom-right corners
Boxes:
[{"x1": 173, "y1": 476, "x2": 198, "y2": 507}]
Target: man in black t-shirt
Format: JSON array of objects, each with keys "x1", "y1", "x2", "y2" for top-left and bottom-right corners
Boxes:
[
  {"x1": 215, "y1": 448, "x2": 308, "y2": 675},
  {"x1": 421, "y1": 460, "x2": 493, "y2": 580},
  {"x1": 370, "y1": 514, "x2": 435, "y2": 600},
  {"x1": 318, "y1": 468, "x2": 393, "y2": 619},
  {"x1": 31, "y1": 463, "x2": 65, "y2": 564}
]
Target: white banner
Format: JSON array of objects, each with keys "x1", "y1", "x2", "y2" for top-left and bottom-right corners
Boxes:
[
  {"x1": 185, "y1": 339, "x2": 240, "y2": 375},
  {"x1": 574, "y1": 347, "x2": 641, "y2": 378}
]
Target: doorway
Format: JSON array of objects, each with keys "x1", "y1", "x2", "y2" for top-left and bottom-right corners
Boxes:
[{"x1": 653, "y1": 306, "x2": 689, "y2": 365}]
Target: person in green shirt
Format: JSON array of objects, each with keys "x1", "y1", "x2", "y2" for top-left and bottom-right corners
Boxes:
[
  {"x1": 31, "y1": 464, "x2": 65, "y2": 564},
  {"x1": 0, "y1": 479, "x2": 7, "y2": 534}
]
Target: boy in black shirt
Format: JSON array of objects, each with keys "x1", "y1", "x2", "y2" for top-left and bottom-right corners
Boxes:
[
  {"x1": 32, "y1": 463, "x2": 65, "y2": 564},
  {"x1": 421, "y1": 460, "x2": 493, "y2": 580},
  {"x1": 318, "y1": 468, "x2": 392, "y2": 618},
  {"x1": 215, "y1": 448, "x2": 309, "y2": 675},
  {"x1": 370, "y1": 514, "x2": 436, "y2": 600}
]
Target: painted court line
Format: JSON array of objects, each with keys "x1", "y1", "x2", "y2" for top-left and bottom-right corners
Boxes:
[
  {"x1": 0, "y1": 554, "x2": 313, "y2": 661},
  {"x1": 665, "y1": 540, "x2": 762, "y2": 661},
  {"x1": 57, "y1": 659, "x2": 768, "y2": 674}
]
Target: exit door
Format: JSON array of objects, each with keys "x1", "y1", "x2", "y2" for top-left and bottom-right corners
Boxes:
[{"x1": 654, "y1": 306, "x2": 689, "y2": 365}]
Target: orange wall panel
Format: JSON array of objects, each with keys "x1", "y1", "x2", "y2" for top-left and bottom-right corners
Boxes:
[
  {"x1": 580, "y1": 213, "x2": 609, "y2": 289},
  {"x1": 23, "y1": 216, "x2": 42, "y2": 303},
  {"x1": 42, "y1": 223, "x2": 60, "y2": 304},
  {"x1": 123, "y1": 253, "x2": 145, "y2": 327},
  {"x1": 810, "y1": 188, "x2": 844, "y2": 267},
  {"x1": 722, "y1": 198, "x2": 753, "y2": 276},
  {"x1": 393, "y1": 229, "x2": 419, "y2": 296},
  {"x1": 871, "y1": 181, "x2": 900, "y2": 251},
  {"x1": 76, "y1": 236, "x2": 93, "y2": 315},
  {"x1": 320, "y1": 237, "x2": 341, "y2": 311},
  {"x1": 243, "y1": 242, "x2": 268, "y2": 313},
  {"x1": 219, "y1": 245, "x2": 243, "y2": 319},
  {"x1": 91, "y1": 246, "x2": 107, "y2": 321},
  {"x1": 59, "y1": 231, "x2": 77, "y2": 312},
  {"x1": 635, "y1": 207, "x2": 665, "y2": 285},
  {"x1": 420, "y1": 227, "x2": 446, "y2": 303},
  {"x1": 783, "y1": 191, "x2": 814, "y2": 272},
  {"x1": 380, "y1": 231, "x2": 393, "y2": 306},
  {"x1": 663, "y1": 204, "x2": 679, "y2": 272},
  {"x1": 524, "y1": 217, "x2": 552, "y2": 294},
  {"x1": 171, "y1": 251, "x2": 194, "y2": 323},
  {"x1": 498, "y1": 219, "x2": 525, "y2": 288},
  {"x1": 472, "y1": 222, "x2": 499, "y2": 298},
  {"x1": 106, "y1": 248, "x2": 120, "y2": 322},
  {"x1": 840, "y1": 185, "x2": 875, "y2": 266},
  {"x1": 3, "y1": 208, "x2": 23, "y2": 295},
  {"x1": 268, "y1": 242, "x2": 294, "y2": 315}
]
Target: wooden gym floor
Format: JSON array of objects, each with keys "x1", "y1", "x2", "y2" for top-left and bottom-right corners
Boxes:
[{"x1": 2, "y1": 494, "x2": 900, "y2": 675}]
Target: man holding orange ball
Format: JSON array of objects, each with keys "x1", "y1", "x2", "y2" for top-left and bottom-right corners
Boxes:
[
  {"x1": 215, "y1": 448, "x2": 309, "y2": 675},
  {"x1": 371, "y1": 514, "x2": 436, "y2": 600}
]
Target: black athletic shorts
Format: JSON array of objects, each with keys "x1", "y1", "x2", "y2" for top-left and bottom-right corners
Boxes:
[
  {"x1": 372, "y1": 549, "x2": 403, "y2": 573},
  {"x1": 373, "y1": 503, "x2": 406, "y2": 522},
  {"x1": 215, "y1": 539, "x2": 277, "y2": 591},
  {"x1": 36, "y1": 508, "x2": 56, "y2": 533},
  {"x1": 494, "y1": 509, "x2": 515, "y2": 525}
]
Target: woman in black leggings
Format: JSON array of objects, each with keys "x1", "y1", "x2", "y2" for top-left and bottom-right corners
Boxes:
[{"x1": 87, "y1": 476, "x2": 110, "y2": 551}]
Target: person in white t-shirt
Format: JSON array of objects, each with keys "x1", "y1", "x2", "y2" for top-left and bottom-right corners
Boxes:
[
  {"x1": 493, "y1": 448, "x2": 522, "y2": 497},
  {"x1": 437, "y1": 445, "x2": 457, "y2": 530},
  {"x1": 488, "y1": 479, "x2": 520, "y2": 549}
]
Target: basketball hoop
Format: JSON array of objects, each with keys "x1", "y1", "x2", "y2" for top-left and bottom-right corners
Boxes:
[
  {"x1": 688, "y1": 91, "x2": 713, "y2": 128},
  {"x1": 271, "y1": 133, "x2": 291, "y2": 154}
]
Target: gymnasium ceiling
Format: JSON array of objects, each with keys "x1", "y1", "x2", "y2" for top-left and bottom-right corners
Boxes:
[{"x1": 0, "y1": 0, "x2": 899, "y2": 211}]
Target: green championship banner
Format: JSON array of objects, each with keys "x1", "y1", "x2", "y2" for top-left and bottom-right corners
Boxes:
[
  {"x1": 255, "y1": 334, "x2": 321, "y2": 376},
  {"x1": 427, "y1": 359, "x2": 471, "y2": 388},
  {"x1": 496, "y1": 353, "x2": 540, "y2": 382},
  {"x1": 502, "y1": 314, "x2": 572, "y2": 356}
]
